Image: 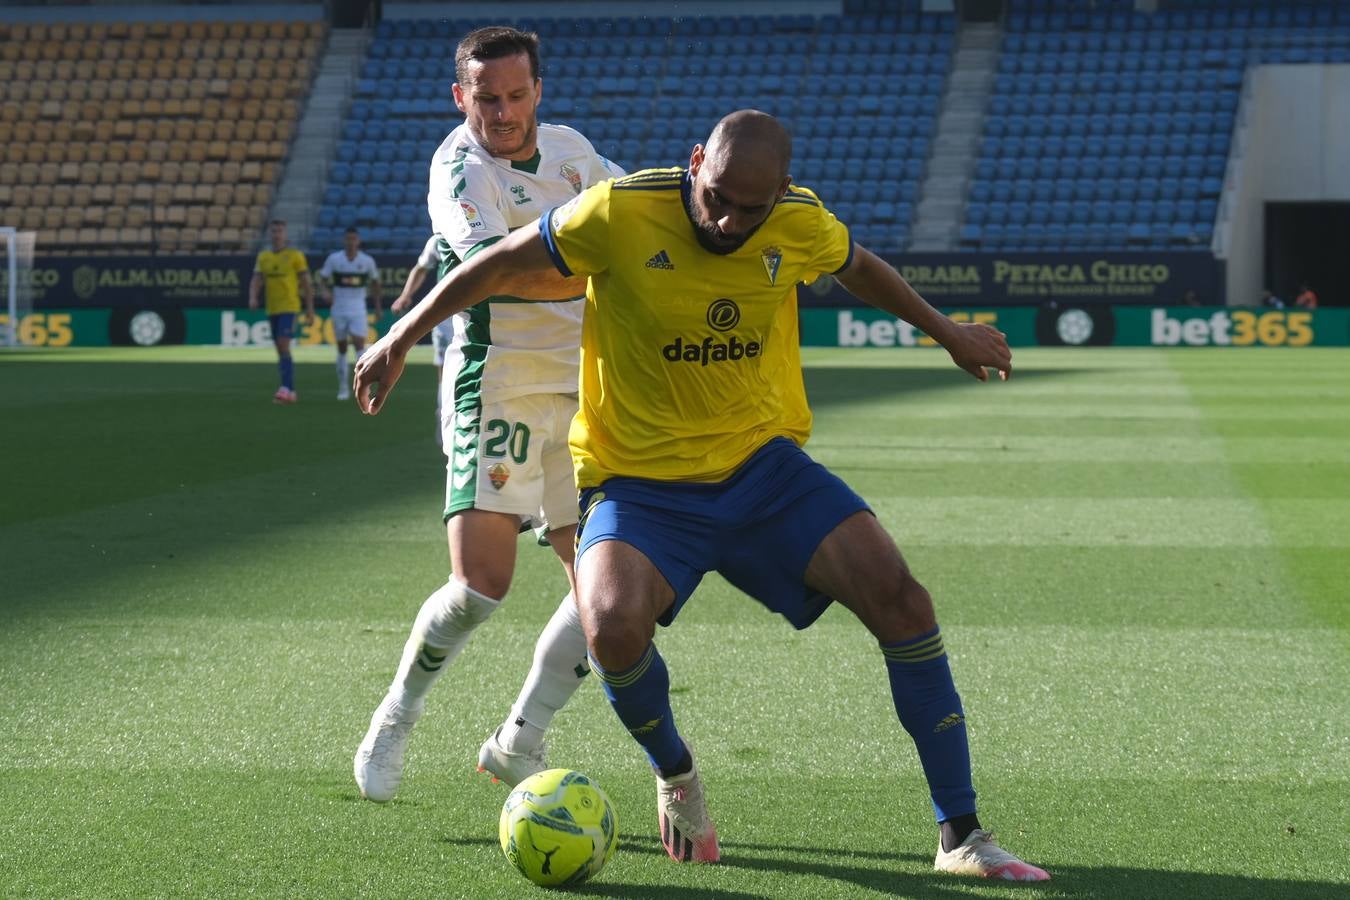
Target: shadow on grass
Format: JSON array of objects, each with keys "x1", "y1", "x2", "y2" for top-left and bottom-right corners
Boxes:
[
  {"x1": 441, "y1": 834, "x2": 1345, "y2": 899},
  {"x1": 3, "y1": 359, "x2": 1075, "y2": 614}
]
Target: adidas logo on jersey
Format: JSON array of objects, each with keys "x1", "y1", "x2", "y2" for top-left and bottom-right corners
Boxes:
[{"x1": 644, "y1": 250, "x2": 675, "y2": 270}]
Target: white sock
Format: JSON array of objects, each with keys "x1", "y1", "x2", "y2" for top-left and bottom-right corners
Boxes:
[
  {"x1": 499, "y1": 592, "x2": 589, "y2": 754},
  {"x1": 389, "y1": 577, "x2": 500, "y2": 706},
  {"x1": 336, "y1": 352, "x2": 348, "y2": 389}
]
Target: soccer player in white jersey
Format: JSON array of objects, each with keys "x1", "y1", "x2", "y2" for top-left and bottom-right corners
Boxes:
[
  {"x1": 353, "y1": 26, "x2": 621, "y2": 803},
  {"x1": 390, "y1": 235, "x2": 458, "y2": 438},
  {"x1": 318, "y1": 227, "x2": 382, "y2": 401}
]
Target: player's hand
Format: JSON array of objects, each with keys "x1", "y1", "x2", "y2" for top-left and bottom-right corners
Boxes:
[
  {"x1": 390, "y1": 294, "x2": 411, "y2": 314},
  {"x1": 944, "y1": 321, "x2": 1012, "y2": 382},
  {"x1": 353, "y1": 333, "x2": 407, "y2": 415},
  {"x1": 303, "y1": 311, "x2": 316, "y2": 326},
  {"x1": 248, "y1": 297, "x2": 258, "y2": 311}
]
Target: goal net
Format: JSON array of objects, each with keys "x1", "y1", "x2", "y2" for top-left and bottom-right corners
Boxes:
[{"x1": 0, "y1": 228, "x2": 36, "y2": 347}]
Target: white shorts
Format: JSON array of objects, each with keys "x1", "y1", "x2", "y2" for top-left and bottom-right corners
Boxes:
[
  {"x1": 432, "y1": 322, "x2": 453, "y2": 366},
  {"x1": 442, "y1": 391, "x2": 579, "y2": 533},
  {"x1": 332, "y1": 308, "x2": 369, "y2": 341}
]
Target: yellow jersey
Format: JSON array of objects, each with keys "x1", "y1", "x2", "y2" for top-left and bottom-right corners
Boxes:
[
  {"x1": 253, "y1": 247, "x2": 309, "y2": 315},
  {"x1": 541, "y1": 168, "x2": 853, "y2": 487}
]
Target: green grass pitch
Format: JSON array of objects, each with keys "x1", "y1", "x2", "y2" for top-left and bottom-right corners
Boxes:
[{"x1": 2, "y1": 345, "x2": 1346, "y2": 899}]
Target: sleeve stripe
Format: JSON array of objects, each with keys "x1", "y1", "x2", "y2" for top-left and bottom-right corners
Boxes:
[
  {"x1": 537, "y1": 209, "x2": 574, "y2": 277},
  {"x1": 462, "y1": 235, "x2": 503, "y2": 261},
  {"x1": 612, "y1": 182, "x2": 681, "y2": 191},
  {"x1": 831, "y1": 234, "x2": 856, "y2": 275}
]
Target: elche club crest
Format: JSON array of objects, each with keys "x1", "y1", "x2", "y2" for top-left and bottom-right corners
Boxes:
[
  {"x1": 488, "y1": 463, "x2": 510, "y2": 490},
  {"x1": 560, "y1": 163, "x2": 582, "y2": 194}
]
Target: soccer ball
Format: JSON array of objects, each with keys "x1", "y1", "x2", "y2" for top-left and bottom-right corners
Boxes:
[{"x1": 499, "y1": 768, "x2": 618, "y2": 888}]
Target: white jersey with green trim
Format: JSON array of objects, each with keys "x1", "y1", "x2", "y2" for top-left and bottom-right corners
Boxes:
[
  {"x1": 318, "y1": 250, "x2": 379, "y2": 317},
  {"x1": 427, "y1": 122, "x2": 620, "y2": 403}
]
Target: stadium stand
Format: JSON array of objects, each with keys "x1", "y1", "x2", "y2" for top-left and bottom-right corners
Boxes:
[
  {"x1": 0, "y1": 19, "x2": 325, "y2": 254},
  {"x1": 312, "y1": 7, "x2": 957, "y2": 256},
  {"x1": 959, "y1": 0, "x2": 1350, "y2": 252}
]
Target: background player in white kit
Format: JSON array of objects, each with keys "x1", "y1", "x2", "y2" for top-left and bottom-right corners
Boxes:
[
  {"x1": 389, "y1": 235, "x2": 458, "y2": 439},
  {"x1": 354, "y1": 26, "x2": 621, "y2": 802},
  {"x1": 318, "y1": 227, "x2": 382, "y2": 401}
]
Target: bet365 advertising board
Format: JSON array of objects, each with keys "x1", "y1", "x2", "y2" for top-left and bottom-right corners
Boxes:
[{"x1": 5, "y1": 251, "x2": 1345, "y2": 347}]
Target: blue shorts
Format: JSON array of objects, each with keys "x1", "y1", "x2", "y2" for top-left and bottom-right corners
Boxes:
[
  {"x1": 577, "y1": 437, "x2": 871, "y2": 629},
  {"x1": 269, "y1": 313, "x2": 296, "y2": 341}
]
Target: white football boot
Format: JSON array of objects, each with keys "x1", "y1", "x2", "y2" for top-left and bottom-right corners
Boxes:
[{"x1": 353, "y1": 695, "x2": 423, "y2": 802}]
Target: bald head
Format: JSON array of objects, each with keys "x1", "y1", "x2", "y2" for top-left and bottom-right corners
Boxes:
[
  {"x1": 702, "y1": 109, "x2": 792, "y2": 181},
  {"x1": 684, "y1": 110, "x2": 793, "y2": 255}
]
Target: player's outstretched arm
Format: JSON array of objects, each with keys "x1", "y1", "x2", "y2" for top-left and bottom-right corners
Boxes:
[
  {"x1": 353, "y1": 225, "x2": 559, "y2": 415},
  {"x1": 836, "y1": 244, "x2": 1011, "y2": 381}
]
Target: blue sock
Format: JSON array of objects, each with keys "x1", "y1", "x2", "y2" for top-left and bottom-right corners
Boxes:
[
  {"x1": 881, "y1": 627, "x2": 977, "y2": 822},
  {"x1": 590, "y1": 643, "x2": 686, "y2": 772},
  {"x1": 278, "y1": 354, "x2": 294, "y2": 390}
]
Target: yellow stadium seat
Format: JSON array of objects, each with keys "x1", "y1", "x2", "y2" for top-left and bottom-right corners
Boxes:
[
  {"x1": 9, "y1": 184, "x2": 32, "y2": 208},
  {"x1": 33, "y1": 184, "x2": 53, "y2": 207},
  {"x1": 131, "y1": 184, "x2": 154, "y2": 205},
  {"x1": 184, "y1": 207, "x2": 206, "y2": 229},
  {"x1": 21, "y1": 209, "x2": 44, "y2": 230},
  {"x1": 58, "y1": 162, "x2": 80, "y2": 182},
  {"x1": 180, "y1": 161, "x2": 201, "y2": 183},
  {"x1": 171, "y1": 184, "x2": 194, "y2": 204},
  {"x1": 0, "y1": 184, "x2": 12, "y2": 207}
]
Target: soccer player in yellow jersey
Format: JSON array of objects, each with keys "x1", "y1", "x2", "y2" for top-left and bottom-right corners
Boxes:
[
  {"x1": 248, "y1": 219, "x2": 315, "y2": 404},
  {"x1": 353, "y1": 111, "x2": 1049, "y2": 882}
]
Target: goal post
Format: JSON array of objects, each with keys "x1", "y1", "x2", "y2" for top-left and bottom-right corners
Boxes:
[{"x1": 0, "y1": 227, "x2": 36, "y2": 348}]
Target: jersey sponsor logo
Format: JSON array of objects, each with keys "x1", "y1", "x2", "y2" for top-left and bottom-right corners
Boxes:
[
  {"x1": 661, "y1": 334, "x2": 762, "y2": 366},
  {"x1": 761, "y1": 245, "x2": 783, "y2": 286},
  {"x1": 706, "y1": 298, "x2": 740, "y2": 331},
  {"x1": 459, "y1": 200, "x2": 485, "y2": 230},
  {"x1": 509, "y1": 184, "x2": 532, "y2": 206},
  {"x1": 560, "y1": 162, "x2": 582, "y2": 194},
  {"x1": 644, "y1": 249, "x2": 675, "y2": 270},
  {"x1": 487, "y1": 462, "x2": 510, "y2": 490}
]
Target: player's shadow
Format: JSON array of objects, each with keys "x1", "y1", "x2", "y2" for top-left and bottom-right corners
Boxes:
[
  {"x1": 803, "y1": 365, "x2": 1071, "y2": 413},
  {"x1": 448, "y1": 833, "x2": 1346, "y2": 900}
]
